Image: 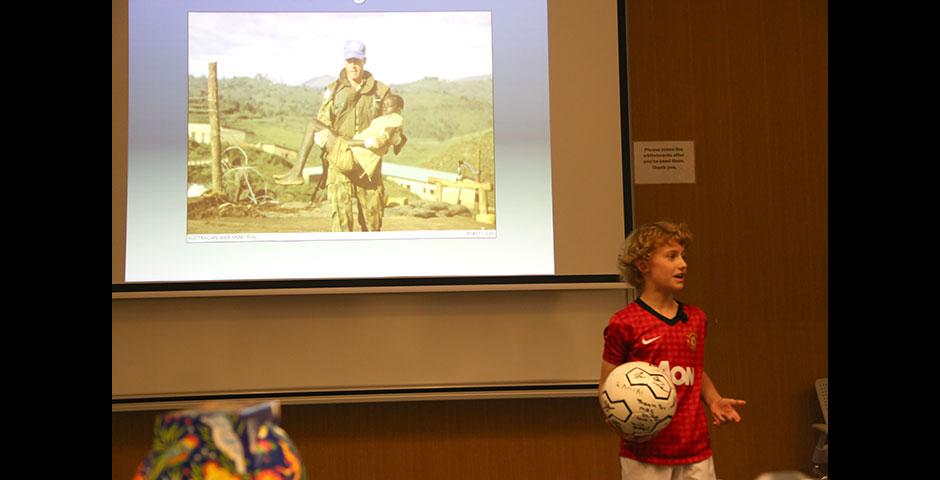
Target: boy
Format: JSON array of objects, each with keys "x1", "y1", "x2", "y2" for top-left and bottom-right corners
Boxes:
[{"x1": 600, "y1": 221, "x2": 745, "y2": 480}]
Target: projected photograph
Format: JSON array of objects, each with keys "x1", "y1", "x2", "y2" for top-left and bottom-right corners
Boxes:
[{"x1": 185, "y1": 12, "x2": 496, "y2": 240}]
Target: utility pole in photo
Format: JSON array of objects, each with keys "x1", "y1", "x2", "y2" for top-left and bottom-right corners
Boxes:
[{"x1": 208, "y1": 62, "x2": 223, "y2": 194}]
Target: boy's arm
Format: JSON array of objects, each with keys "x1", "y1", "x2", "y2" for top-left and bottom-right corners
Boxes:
[
  {"x1": 700, "y1": 370, "x2": 723, "y2": 407},
  {"x1": 701, "y1": 370, "x2": 746, "y2": 426}
]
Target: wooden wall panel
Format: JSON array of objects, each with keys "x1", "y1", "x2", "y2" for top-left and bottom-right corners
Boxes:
[
  {"x1": 626, "y1": 0, "x2": 828, "y2": 478},
  {"x1": 113, "y1": 398, "x2": 624, "y2": 480}
]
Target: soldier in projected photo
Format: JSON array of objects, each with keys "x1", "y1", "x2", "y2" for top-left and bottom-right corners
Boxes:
[{"x1": 275, "y1": 40, "x2": 393, "y2": 232}]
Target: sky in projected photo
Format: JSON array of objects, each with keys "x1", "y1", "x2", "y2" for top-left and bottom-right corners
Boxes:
[{"x1": 188, "y1": 12, "x2": 493, "y2": 86}]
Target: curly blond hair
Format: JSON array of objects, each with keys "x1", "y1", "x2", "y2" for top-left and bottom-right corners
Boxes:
[{"x1": 617, "y1": 221, "x2": 693, "y2": 292}]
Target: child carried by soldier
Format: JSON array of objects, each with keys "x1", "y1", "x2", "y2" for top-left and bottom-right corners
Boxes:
[{"x1": 315, "y1": 94, "x2": 407, "y2": 183}]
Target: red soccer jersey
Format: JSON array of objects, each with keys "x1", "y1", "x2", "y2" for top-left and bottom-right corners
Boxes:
[{"x1": 602, "y1": 299, "x2": 712, "y2": 465}]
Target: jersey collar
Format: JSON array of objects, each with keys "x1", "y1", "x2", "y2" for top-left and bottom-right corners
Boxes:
[{"x1": 636, "y1": 298, "x2": 689, "y2": 325}]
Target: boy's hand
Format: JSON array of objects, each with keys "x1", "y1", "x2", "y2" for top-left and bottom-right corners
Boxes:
[{"x1": 708, "y1": 397, "x2": 746, "y2": 426}]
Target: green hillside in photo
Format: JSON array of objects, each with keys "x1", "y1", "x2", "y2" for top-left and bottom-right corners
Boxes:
[{"x1": 188, "y1": 74, "x2": 496, "y2": 204}]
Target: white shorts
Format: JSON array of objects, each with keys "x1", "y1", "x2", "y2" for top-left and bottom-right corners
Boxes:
[{"x1": 620, "y1": 456, "x2": 716, "y2": 480}]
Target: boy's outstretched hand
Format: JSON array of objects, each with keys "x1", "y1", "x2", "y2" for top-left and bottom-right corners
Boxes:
[{"x1": 709, "y1": 397, "x2": 746, "y2": 426}]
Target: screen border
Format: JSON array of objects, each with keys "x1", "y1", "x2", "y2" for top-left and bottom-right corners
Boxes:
[{"x1": 111, "y1": 0, "x2": 634, "y2": 295}]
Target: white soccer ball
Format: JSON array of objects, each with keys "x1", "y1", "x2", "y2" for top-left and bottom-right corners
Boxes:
[{"x1": 600, "y1": 361, "x2": 678, "y2": 442}]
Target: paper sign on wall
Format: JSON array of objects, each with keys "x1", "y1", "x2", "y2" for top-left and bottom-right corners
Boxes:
[{"x1": 633, "y1": 141, "x2": 695, "y2": 184}]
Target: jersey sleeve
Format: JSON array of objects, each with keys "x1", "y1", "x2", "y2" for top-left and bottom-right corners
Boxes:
[{"x1": 602, "y1": 313, "x2": 632, "y2": 365}]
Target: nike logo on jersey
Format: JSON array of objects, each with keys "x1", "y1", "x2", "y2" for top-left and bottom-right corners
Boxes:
[{"x1": 641, "y1": 336, "x2": 662, "y2": 345}]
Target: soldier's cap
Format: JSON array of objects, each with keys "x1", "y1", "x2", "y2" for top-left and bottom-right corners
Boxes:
[{"x1": 344, "y1": 40, "x2": 366, "y2": 60}]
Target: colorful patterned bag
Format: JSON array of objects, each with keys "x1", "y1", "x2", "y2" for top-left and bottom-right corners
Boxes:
[{"x1": 133, "y1": 401, "x2": 306, "y2": 480}]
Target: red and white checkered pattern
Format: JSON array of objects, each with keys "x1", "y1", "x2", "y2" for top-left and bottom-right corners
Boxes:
[{"x1": 603, "y1": 300, "x2": 712, "y2": 465}]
